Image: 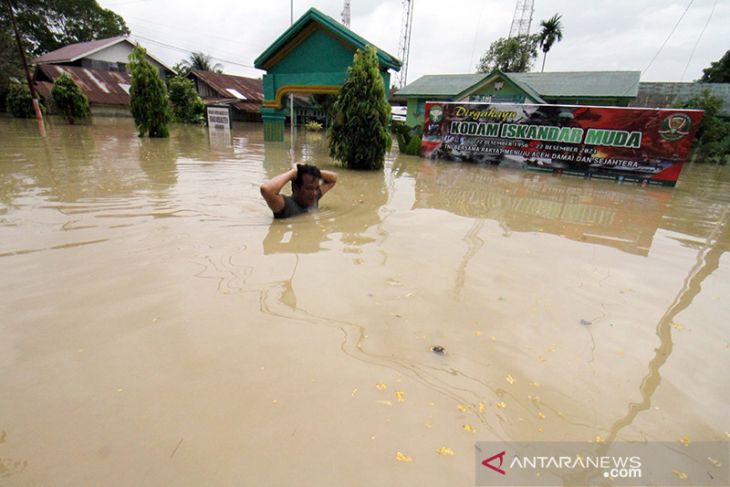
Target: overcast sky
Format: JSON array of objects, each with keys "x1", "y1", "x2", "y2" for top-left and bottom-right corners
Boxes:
[{"x1": 97, "y1": 0, "x2": 729, "y2": 85}]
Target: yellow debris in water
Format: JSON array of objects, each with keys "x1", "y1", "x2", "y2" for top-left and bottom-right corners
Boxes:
[
  {"x1": 530, "y1": 381, "x2": 541, "y2": 388},
  {"x1": 272, "y1": 399, "x2": 278, "y2": 404},
  {"x1": 670, "y1": 321, "x2": 684, "y2": 330},
  {"x1": 548, "y1": 344, "x2": 557, "y2": 352},
  {"x1": 395, "y1": 391, "x2": 405, "y2": 402},
  {"x1": 436, "y1": 446, "x2": 454, "y2": 456},
  {"x1": 506, "y1": 374, "x2": 516, "y2": 385},
  {"x1": 351, "y1": 388, "x2": 359, "y2": 397},
  {"x1": 395, "y1": 451, "x2": 412, "y2": 463},
  {"x1": 537, "y1": 411, "x2": 546, "y2": 419},
  {"x1": 424, "y1": 421, "x2": 433, "y2": 429},
  {"x1": 679, "y1": 436, "x2": 690, "y2": 447},
  {"x1": 496, "y1": 402, "x2": 507, "y2": 409},
  {"x1": 377, "y1": 400, "x2": 393, "y2": 406},
  {"x1": 537, "y1": 356, "x2": 546, "y2": 363},
  {"x1": 376, "y1": 383, "x2": 387, "y2": 391},
  {"x1": 490, "y1": 336, "x2": 496, "y2": 342},
  {"x1": 457, "y1": 404, "x2": 467, "y2": 412},
  {"x1": 475, "y1": 330, "x2": 482, "y2": 337},
  {"x1": 708, "y1": 457, "x2": 722, "y2": 467},
  {"x1": 594, "y1": 435, "x2": 605, "y2": 443},
  {"x1": 463, "y1": 424, "x2": 477, "y2": 433},
  {"x1": 672, "y1": 470, "x2": 687, "y2": 480},
  {"x1": 478, "y1": 402, "x2": 486, "y2": 413}
]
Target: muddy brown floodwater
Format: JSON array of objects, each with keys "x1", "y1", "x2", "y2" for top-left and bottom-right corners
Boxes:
[{"x1": 1, "y1": 117, "x2": 729, "y2": 485}]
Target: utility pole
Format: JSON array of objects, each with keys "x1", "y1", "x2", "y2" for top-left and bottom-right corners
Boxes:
[
  {"x1": 289, "y1": 1, "x2": 295, "y2": 164},
  {"x1": 4, "y1": 0, "x2": 46, "y2": 137}
]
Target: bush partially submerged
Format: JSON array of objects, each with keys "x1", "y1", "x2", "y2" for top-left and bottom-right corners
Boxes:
[{"x1": 51, "y1": 73, "x2": 91, "y2": 124}]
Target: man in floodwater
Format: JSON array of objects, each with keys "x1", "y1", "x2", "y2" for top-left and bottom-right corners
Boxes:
[{"x1": 260, "y1": 163, "x2": 337, "y2": 219}]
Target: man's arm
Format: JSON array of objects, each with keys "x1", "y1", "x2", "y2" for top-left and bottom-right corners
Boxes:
[
  {"x1": 260, "y1": 165, "x2": 297, "y2": 213},
  {"x1": 319, "y1": 169, "x2": 337, "y2": 197}
]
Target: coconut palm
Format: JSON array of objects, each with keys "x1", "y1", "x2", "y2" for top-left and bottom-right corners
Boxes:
[
  {"x1": 183, "y1": 52, "x2": 223, "y2": 73},
  {"x1": 537, "y1": 14, "x2": 563, "y2": 72}
]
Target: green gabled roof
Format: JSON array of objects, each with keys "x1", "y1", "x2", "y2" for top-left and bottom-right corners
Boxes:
[
  {"x1": 509, "y1": 71, "x2": 641, "y2": 98},
  {"x1": 254, "y1": 7, "x2": 401, "y2": 71},
  {"x1": 395, "y1": 74, "x2": 488, "y2": 96},
  {"x1": 467, "y1": 69, "x2": 545, "y2": 103}
]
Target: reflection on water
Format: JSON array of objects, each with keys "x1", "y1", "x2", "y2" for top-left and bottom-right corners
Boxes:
[{"x1": 1, "y1": 116, "x2": 729, "y2": 486}]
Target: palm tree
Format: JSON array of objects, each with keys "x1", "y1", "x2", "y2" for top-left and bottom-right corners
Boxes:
[
  {"x1": 537, "y1": 14, "x2": 563, "y2": 72},
  {"x1": 183, "y1": 52, "x2": 223, "y2": 73}
]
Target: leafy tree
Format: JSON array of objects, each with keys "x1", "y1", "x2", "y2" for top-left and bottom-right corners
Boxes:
[
  {"x1": 537, "y1": 14, "x2": 563, "y2": 72},
  {"x1": 0, "y1": 0, "x2": 129, "y2": 57},
  {"x1": 167, "y1": 75, "x2": 205, "y2": 124},
  {"x1": 700, "y1": 50, "x2": 730, "y2": 83},
  {"x1": 5, "y1": 80, "x2": 36, "y2": 117},
  {"x1": 328, "y1": 46, "x2": 391, "y2": 170},
  {"x1": 180, "y1": 51, "x2": 222, "y2": 74},
  {"x1": 51, "y1": 72, "x2": 90, "y2": 123},
  {"x1": 0, "y1": 28, "x2": 22, "y2": 112},
  {"x1": 128, "y1": 45, "x2": 171, "y2": 138},
  {"x1": 674, "y1": 90, "x2": 730, "y2": 163},
  {"x1": 476, "y1": 35, "x2": 538, "y2": 73}
]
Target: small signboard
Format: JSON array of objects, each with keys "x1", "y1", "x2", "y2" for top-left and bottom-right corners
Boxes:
[
  {"x1": 420, "y1": 102, "x2": 704, "y2": 186},
  {"x1": 206, "y1": 105, "x2": 232, "y2": 130}
]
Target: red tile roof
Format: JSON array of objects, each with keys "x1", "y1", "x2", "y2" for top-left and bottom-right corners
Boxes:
[
  {"x1": 35, "y1": 64, "x2": 131, "y2": 106},
  {"x1": 190, "y1": 70, "x2": 263, "y2": 113}
]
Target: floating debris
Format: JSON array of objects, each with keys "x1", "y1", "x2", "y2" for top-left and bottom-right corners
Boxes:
[
  {"x1": 395, "y1": 451, "x2": 412, "y2": 463},
  {"x1": 377, "y1": 400, "x2": 393, "y2": 406},
  {"x1": 436, "y1": 446, "x2": 454, "y2": 456},
  {"x1": 593, "y1": 435, "x2": 605, "y2": 443},
  {"x1": 530, "y1": 381, "x2": 541, "y2": 388},
  {"x1": 478, "y1": 402, "x2": 486, "y2": 413},
  {"x1": 395, "y1": 391, "x2": 405, "y2": 403},
  {"x1": 670, "y1": 321, "x2": 684, "y2": 331},
  {"x1": 351, "y1": 388, "x2": 359, "y2": 397},
  {"x1": 463, "y1": 424, "x2": 477, "y2": 433},
  {"x1": 506, "y1": 374, "x2": 516, "y2": 385},
  {"x1": 376, "y1": 383, "x2": 387, "y2": 391},
  {"x1": 679, "y1": 436, "x2": 690, "y2": 447},
  {"x1": 457, "y1": 404, "x2": 468, "y2": 413},
  {"x1": 272, "y1": 399, "x2": 278, "y2": 404},
  {"x1": 537, "y1": 411, "x2": 546, "y2": 419},
  {"x1": 431, "y1": 346, "x2": 446, "y2": 355},
  {"x1": 475, "y1": 330, "x2": 482, "y2": 337},
  {"x1": 708, "y1": 457, "x2": 722, "y2": 467},
  {"x1": 496, "y1": 402, "x2": 507, "y2": 409},
  {"x1": 490, "y1": 336, "x2": 497, "y2": 342},
  {"x1": 672, "y1": 470, "x2": 688, "y2": 480},
  {"x1": 580, "y1": 319, "x2": 592, "y2": 326}
]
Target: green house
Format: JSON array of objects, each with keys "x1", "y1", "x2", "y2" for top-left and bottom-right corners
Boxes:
[
  {"x1": 396, "y1": 69, "x2": 640, "y2": 127},
  {"x1": 254, "y1": 7, "x2": 401, "y2": 140}
]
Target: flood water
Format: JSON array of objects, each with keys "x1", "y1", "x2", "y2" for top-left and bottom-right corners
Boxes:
[{"x1": 1, "y1": 117, "x2": 729, "y2": 485}]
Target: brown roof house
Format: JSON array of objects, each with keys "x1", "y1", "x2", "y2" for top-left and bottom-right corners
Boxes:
[
  {"x1": 188, "y1": 69, "x2": 264, "y2": 122},
  {"x1": 32, "y1": 36, "x2": 173, "y2": 116}
]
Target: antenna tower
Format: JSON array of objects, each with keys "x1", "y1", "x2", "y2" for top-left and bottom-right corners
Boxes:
[
  {"x1": 341, "y1": 0, "x2": 351, "y2": 27},
  {"x1": 508, "y1": 0, "x2": 534, "y2": 38},
  {"x1": 395, "y1": 0, "x2": 414, "y2": 88}
]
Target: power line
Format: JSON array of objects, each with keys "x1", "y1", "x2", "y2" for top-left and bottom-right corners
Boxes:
[
  {"x1": 125, "y1": 14, "x2": 253, "y2": 49},
  {"x1": 129, "y1": 33, "x2": 258, "y2": 70},
  {"x1": 680, "y1": 0, "x2": 717, "y2": 81},
  {"x1": 642, "y1": 0, "x2": 695, "y2": 77}
]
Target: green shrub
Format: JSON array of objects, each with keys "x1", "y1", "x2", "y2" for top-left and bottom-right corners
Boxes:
[
  {"x1": 6, "y1": 82, "x2": 36, "y2": 118},
  {"x1": 674, "y1": 90, "x2": 730, "y2": 163},
  {"x1": 305, "y1": 120, "x2": 323, "y2": 131},
  {"x1": 167, "y1": 76, "x2": 205, "y2": 124},
  {"x1": 51, "y1": 73, "x2": 91, "y2": 123},
  {"x1": 128, "y1": 45, "x2": 171, "y2": 137},
  {"x1": 392, "y1": 122, "x2": 422, "y2": 155},
  {"x1": 328, "y1": 46, "x2": 391, "y2": 170}
]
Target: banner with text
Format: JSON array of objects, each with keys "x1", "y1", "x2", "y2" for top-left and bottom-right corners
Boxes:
[{"x1": 420, "y1": 102, "x2": 704, "y2": 186}]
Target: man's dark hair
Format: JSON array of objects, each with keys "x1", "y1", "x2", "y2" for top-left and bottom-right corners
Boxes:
[{"x1": 293, "y1": 163, "x2": 321, "y2": 189}]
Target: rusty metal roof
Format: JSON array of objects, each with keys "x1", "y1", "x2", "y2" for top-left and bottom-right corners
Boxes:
[
  {"x1": 34, "y1": 64, "x2": 131, "y2": 106},
  {"x1": 33, "y1": 36, "x2": 129, "y2": 64},
  {"x1": 190, "y1": 70, "x2": 263, "y2": 112}
]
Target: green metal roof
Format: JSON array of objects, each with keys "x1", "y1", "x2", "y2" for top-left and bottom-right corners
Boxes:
[
  {"x1": 254, "y1": 7, "x2": 401, "y2": 71},
  {"x1": 395, "y1": 74, "x2": 487, "y2": 96},
  {"x1": 509, "y1": 71, "x2": 641, "y2": 98},
  {"x1": 397, "y1": 70, "x2": 641, "y2": 100}
]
